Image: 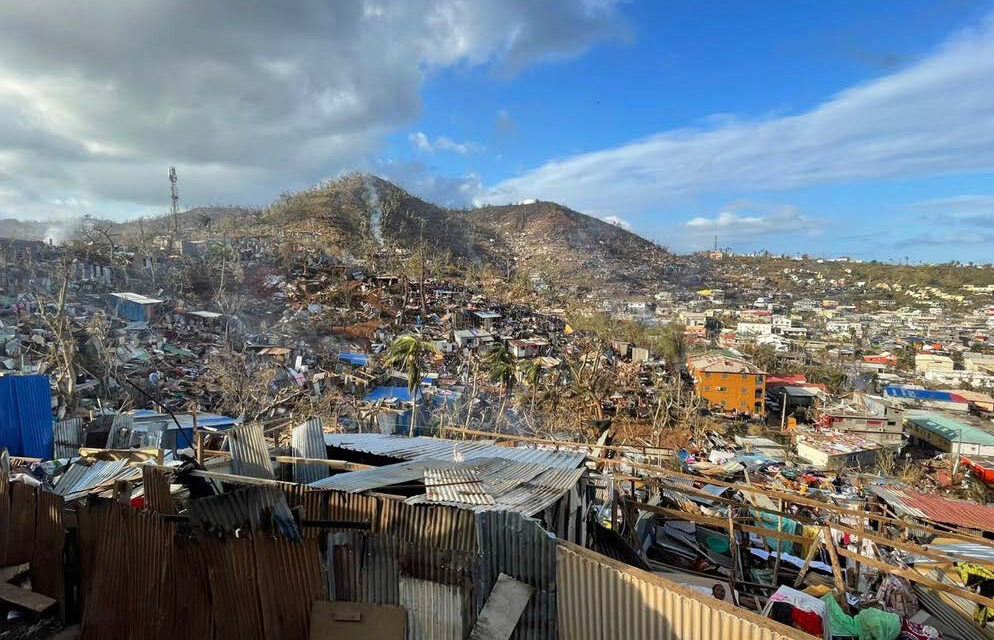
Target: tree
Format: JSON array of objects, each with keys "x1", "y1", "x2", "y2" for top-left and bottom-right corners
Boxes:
[
  {"x1": 519, "y1": 357, "x2": 544, "y2": 412},
  {"x1": 383, "y1": 335, "x2": 439, "y2": 436},
  {"x1": 655, "y1": 321, "x2": 687, "y2": 378},
  {"x1": 482, "y1": 342, "x2": 516, "y2": 429}
]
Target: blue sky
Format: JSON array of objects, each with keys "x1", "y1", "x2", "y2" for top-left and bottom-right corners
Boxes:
[
  {"x1": 381, "y1": 1, "x2": 994, "y2": 262},
  {"x1": 3, "y1": 1, "x2": 994, "y2": 262}
]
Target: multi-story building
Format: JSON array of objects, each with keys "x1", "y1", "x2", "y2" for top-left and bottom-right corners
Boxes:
[{"x1": 687, "y1": 353, "x2": 766, "y2": 416}]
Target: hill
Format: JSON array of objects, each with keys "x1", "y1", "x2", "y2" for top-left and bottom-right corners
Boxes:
[
  {"x1": 0, "y1": 219, "x2": 50, "y2": 242},
  {"x1": 263, "y1": 174, "x2": 689, "y2": 297}
]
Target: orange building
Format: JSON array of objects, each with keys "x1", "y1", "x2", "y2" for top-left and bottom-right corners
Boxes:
[{"x1": 687, "y1": 353, "x2": 766, "y2": 416}]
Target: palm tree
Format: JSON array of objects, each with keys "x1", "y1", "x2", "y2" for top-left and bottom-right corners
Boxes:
[
  {"x1": 383, "y1": 335, "x2": 439, "y2": 436},
  {"x1": 482, "y1": 342, "x2": 515, "y2": 428},
  {"x1": 519, "y1": 358, "x2": 544, "y2": 411}
]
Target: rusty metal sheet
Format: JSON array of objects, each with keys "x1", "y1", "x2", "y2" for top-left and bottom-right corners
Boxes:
[
  {"x1": 555, "y1": 540, "x2": 809, "y2": 640},
  {"x1": 291, "y1": 418, "x2": 329, "y2": 484},
  {"x1": 141, "y1": 465, "x2": 176, "y2": 515},
  {"x1": 425, "y1": 467, "x2": 494, "y2": 506},
  {"x1": 378, "y1": 497, "x2": 476, "y2": 553},
  {"x1": 31, "y1": 490, "x2": 65, "y2": 607},
  {"x1": 327, "y1": 490, "x2": 380, "y2": 528},
  {"x1": 227, "y1": 423, "x2": 275, "y2": 479},
  {"x1": 7, "y1": 481, "x2": 36, "y2": 566},
  {"x1": 187, "y1": 485, "x2": 300, "y2": 541},
  {"x1": 53, "y1": 417, "x2": 83, "y2": 459},
  {"x1": 158, "y1": 535, "x2": 213, "y2": 640},
  {"x1": 400, "y1": 576, "x2": 464, "y2": 640},
  {"x1": 475, "y1": 510, "x2": 558, "y2": 640},
  {"x1": 202, "y1": 535, "x2": 266, "y2": 640},
  {"x1": 326, "y1": 531, "x2": 364, "y2": 601},
  {"x1": 252, "y1": 534, "x2": 325, "y2": 640},
  {"x1": 79, "y1": 501, "x2": 174, "y2": 640}
]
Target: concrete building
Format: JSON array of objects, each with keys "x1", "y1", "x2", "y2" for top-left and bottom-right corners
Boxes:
[
  {"x1": 905, "y1": 411, "x2": 994, "y2": 456},
  {"x1": 688, "y1": 353, "x2": 766, "y2": 416},
  {"x1": 820, "y1": 394, "x2": 904, "y2": 447},
  {"x1": 915, "y1": 354, "x2": 954, "y2": 374},
  {"x1": 795, "y1": 432, "x2": 880, "y2": 470}
]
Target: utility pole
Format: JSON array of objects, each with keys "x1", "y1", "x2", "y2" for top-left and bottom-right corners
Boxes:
[{"x1": 169, "y1": 166, "x2": 180, "y2": 236}]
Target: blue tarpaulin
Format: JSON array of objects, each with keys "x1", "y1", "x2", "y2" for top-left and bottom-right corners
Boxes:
[
  {"x1": 884, "y1": 387, "x2": 967, "y2": 403},
  {"x1": 339, "y1": 353, "x2": 369, "y2": 367},
  {"x1": 0, "y1": 374, "x2": 53, "y2": 458},
  {"x1": 364, "y1": 386, "x2": 421, "y2": 403}
]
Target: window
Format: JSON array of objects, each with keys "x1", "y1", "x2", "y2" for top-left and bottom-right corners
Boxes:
[
  {"x1": 721, "y1": 372, "x2": 729, "y2": 379},
  {"x1": 716, "y1": 386, "x2": 728, "y2": 392},
  {"x1": 703, "y1": 385, "x2": 711, "y2": 391},
  {"x1": 756, "y1": 375, "x2": 764, "y2": 384}
]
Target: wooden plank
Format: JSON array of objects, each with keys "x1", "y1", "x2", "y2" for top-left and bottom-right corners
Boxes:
[
  {"x1": 834, "y1": 545, "x2": 994, "y2": 610},
  {"x1": 633, "y1": 502, "x2": 808, "y2": 545},
  {"x1": 822, "y1": 526, "x2": 847, "y2": 609},
  {"x1": 793, "y1": 531, "x2": 823, "y2": 588},
  {"x1": 0, "y1": 581, "x2": 57, "y2": 613},
  {"x1": 469, "y1": 573, "x2": 535, "y2": 640},
  {"x1": 274, "y1": 457, "x2": 373, "y2": 471}
]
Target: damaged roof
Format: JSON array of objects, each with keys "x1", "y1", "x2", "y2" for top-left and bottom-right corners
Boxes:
[{"x1": 324, "y1": 432, "x2": 586, "y2": 468}]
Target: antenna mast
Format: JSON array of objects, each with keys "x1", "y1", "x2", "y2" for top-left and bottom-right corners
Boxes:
[{"x1": 169, "y1": 166, "x2": 179, "y2": 234}]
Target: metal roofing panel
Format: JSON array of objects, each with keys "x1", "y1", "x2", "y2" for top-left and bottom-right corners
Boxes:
[
  {"x1": 0, "y1": 374, "x2": 53, "y2": 458},
  {"x1": 913, "y1": 584, "x2": 989, "y2": 640},
  {"x1": 475, "y1": 510, "x2": 557, "y2": 640},
  {"x1": 425, "y1": 467, "x2": 494, "y2": 506},
  {"x1": 869, "y1": 484, "x2": 994, "y2": 533},
  {"x1": 227, "y1": 423, "x2": 274, "y2": 480},
  {"x1": 399, "y1": 576, "x2": 463, "y2": 640},
  {"x1": 310, "y1": 459, "x2": 455, "y2": 492},
  {"x1": 187, "y1": 485, "x2": 300, "y2": 540},
  {"x1": 291, "y1": 418, "x2": 329, "y2": 484},
  {"x1": 556, "y1": 540, "x2": 809, "y2": 640},
  {"x1": 54, "y1": 459, "x2": 133, "y2": 499},
  {"x1": 53, "y1": 417, "x2": 82, "y2": 459},
  {"x1": 324, "y1": 433, "x2": 585, "y2": 469}
]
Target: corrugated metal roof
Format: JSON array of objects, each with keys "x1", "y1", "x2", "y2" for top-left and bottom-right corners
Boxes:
[
  {"x1": 869, "y1": 484, "x2": 994, "y2": 533},
  {"x1": 0, "y1": 374, "x2": 53, "y2": 458},
  {"x1": 311, "y1": 459, "x2": 455, "y2": 492},
  {"x1": 53, "y1": 459, "x2": 138, "y2": 500},
  {"x1": 290, "y1": 418, "x2": 328, "y2": 484},
  {"x1": 315, "y1": 455, "x2": 584, "y2": 516},
  {"x1": 475, "y1": 510, "x2": 557, "y2": 640},
  {"x1": 53, "y1": 418, "x2": 82, "y2": 459},
  {"x1": 905, "y1": 411, "x2": 994, "y2": 446},
  {"x1": 400, "y1": 576, "x2": 464, "y2": 640},
  {"x1": 324, "y1": 433, "x2": 585, "y2": 468},
  {"x1": 913, "y1": 584, "x2": 989, "y2": 640},
  {"x1": 227, "y1": 423, "x2": 274, "y2": 480},
  {"x1": 556, "y1": 540, "x2": 810, "y2": 640},
  {"x1": 187, "y1": 485, "x2": 300, "y2": 540},
  {"x1": 425, "y1": 467, "x2": 494, "y2": 506}
]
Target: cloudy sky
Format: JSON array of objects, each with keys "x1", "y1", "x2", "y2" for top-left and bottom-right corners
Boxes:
[{"x1": 3, "y1": 1, "x2": 994, "y2": 261}]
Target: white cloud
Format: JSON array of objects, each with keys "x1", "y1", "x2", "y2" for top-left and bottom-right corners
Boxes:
[
  {"x1": 683, "y1": 204, "x2": 820, "y2": 240},
  {"x1": 408, "y1": 131, "x2": 481, "y2": 155},
  {"x1": 601, "y1": 214, "x2": 632, "y2": 230},
  {"x1": 0, "y1": 0, "x2": 626, "y2": 220},
  {"x1": 479, "y1": 13, "x2": 994, "y2": 215}
]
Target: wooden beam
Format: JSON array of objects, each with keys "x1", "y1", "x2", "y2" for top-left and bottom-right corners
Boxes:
[
  {"x1": 273, "y1": 456, "x2": 373, "y2": 471},
  {"x1": 793, "y1": 530, "x2": 824, "y2": 588},
  {"x1": 822, "y1": 526, "x2": 847, "y2": 609},
  {"x1": 834, "y1": 545, "x2": 994, "y2": 610},
  {"x1": 632, "y1": 502, "x2": 808, "y2": 545}
]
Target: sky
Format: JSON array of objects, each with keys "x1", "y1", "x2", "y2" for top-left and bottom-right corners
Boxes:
[{"x1": 2, "y1": 1, "x2": 994, "y2": 262}]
